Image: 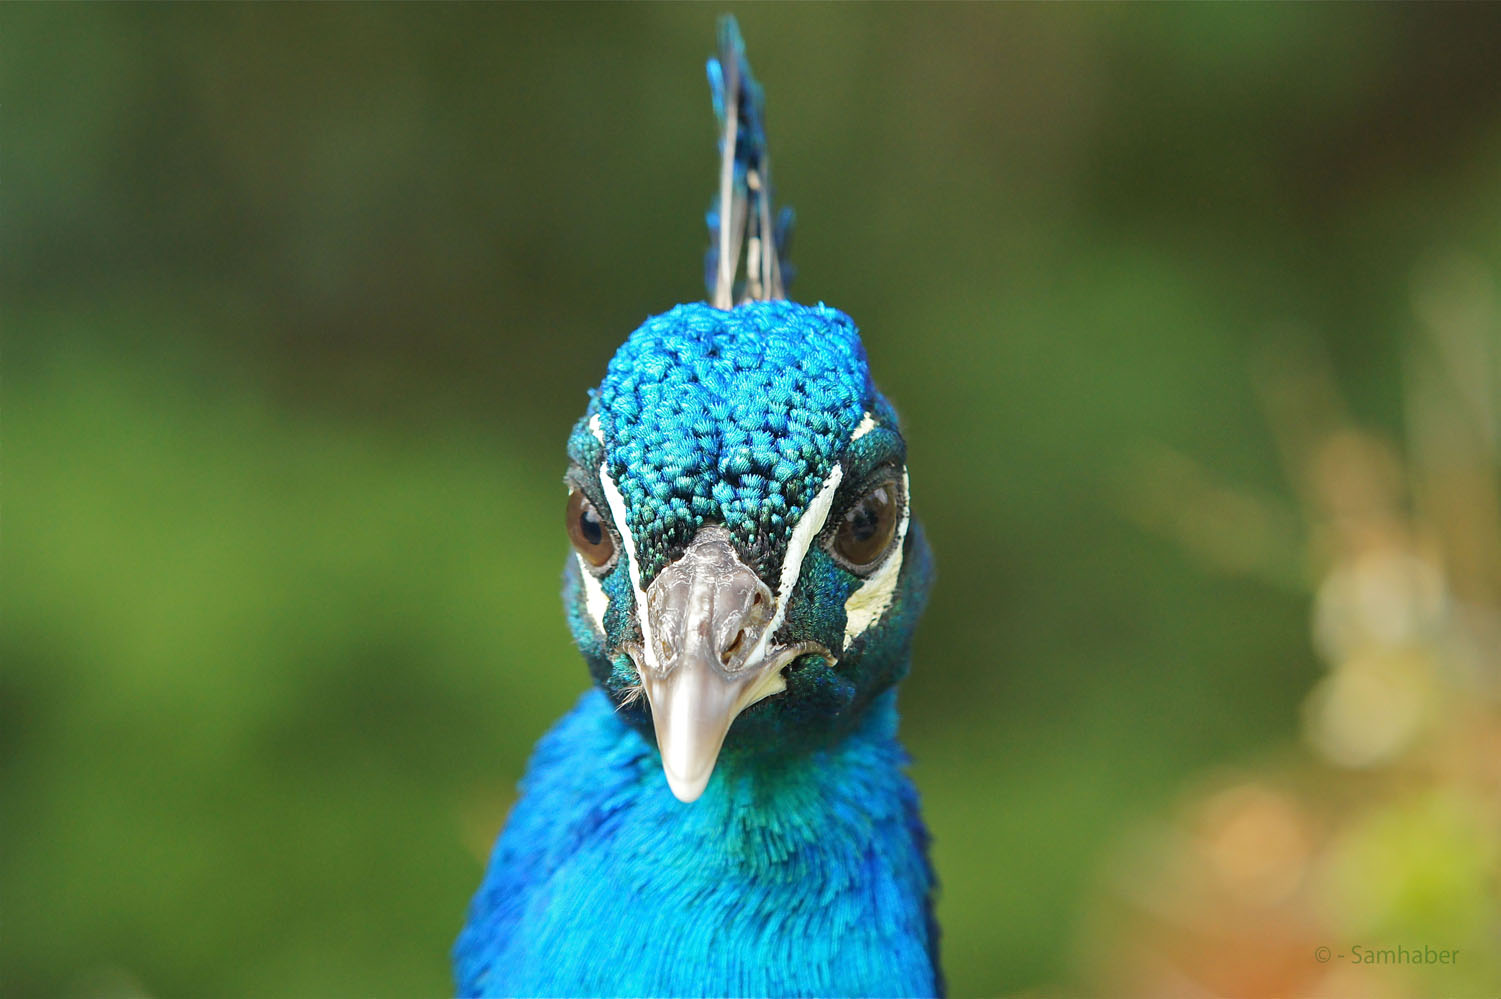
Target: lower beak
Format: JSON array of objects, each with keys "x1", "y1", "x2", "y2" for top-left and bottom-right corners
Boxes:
[{"x1": 640, "y1": 654, "x2": 789, "y2": 802}]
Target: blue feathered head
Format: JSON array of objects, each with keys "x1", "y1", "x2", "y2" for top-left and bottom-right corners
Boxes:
[{"x1": 561, "y1": 301, "x2": 932, "y2": 801}]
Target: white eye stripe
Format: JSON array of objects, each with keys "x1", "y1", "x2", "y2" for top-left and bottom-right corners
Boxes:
[
  {"x1": 576, "y1": 417, "x2": 610, "y2": 638},
  {"x1": 850, "y1": 412, "x2": 877, "y2": 441},
  {"x1": 841, "y1": 467, "x2": 910, "y2": 650},
  {"x1": 737, "y1": 462, "x2": 845, "y2": 672},
  {"x1": 597, "y1": 464, "x2": 657, "y2": 673},
  {"x1": 575, "y1": 552, "x2": 610, "y2": 635},
  {"x1": 777, "y1": 464, "x2": 844, "y2": 601}
]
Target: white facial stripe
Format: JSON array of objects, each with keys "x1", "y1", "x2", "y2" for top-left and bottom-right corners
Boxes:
[
  {"x1": 743, "y1": 463, "x2": 845, "y2": 670},
  {"x1": 850, "y1": 412, "x2": 877, "y2": 441},
  {"x1": 598, "y1": 465, "x2": 658, "y2": 673},
  {"x1": 575, "y1": 553, "x2": 609, "y2": 635},
  {"x1": 842, "y1": 468, "x2": 911, "y2": 650},
  {"x1": 580, "y1": 420, "x2": 610, "y2": 636},
  {"x1": 777, "y1": 464, "x2": 844, "y2": 601}
]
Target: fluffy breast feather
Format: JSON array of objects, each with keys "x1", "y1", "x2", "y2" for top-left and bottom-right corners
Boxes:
[{"x1": 454, "y1": 689, "x2": 940, "y2": 999}]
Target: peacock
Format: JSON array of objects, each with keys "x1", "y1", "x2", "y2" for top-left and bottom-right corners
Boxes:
[{"x1": 455, "y1": 18, "x2": 939, "y2": 998}]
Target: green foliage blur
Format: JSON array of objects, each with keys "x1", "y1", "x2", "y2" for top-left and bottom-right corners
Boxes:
[{"x1": 5, "y1": 5, "x2": 1500, "y2": 998}]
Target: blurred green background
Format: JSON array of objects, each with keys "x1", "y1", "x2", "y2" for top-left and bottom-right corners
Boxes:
[{"x1": 6, "y1": 5, "x2": 1500, "y2": 998}]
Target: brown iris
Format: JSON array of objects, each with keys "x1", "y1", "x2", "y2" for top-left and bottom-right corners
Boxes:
[
  {"x1": 833, "y1": 478, "x2": 901, "y2": 570},
  {"x1": 566, "y1": 489, "x2": 616, "y2": 567}
]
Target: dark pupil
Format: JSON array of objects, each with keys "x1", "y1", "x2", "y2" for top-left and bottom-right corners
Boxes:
[
  {"x1": 850, "y1": 488, "x2": 887, "y2": 543},
  {"x1": 578, "y1": 507, "x2": 604, "y2": 547}
]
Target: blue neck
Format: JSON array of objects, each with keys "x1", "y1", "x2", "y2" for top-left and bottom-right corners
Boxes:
[{"x1": 455, "y1": 687, "x2": 941, "y2": 998}]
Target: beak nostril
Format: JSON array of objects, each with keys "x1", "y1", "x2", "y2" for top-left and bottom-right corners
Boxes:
[{"x1": 721, "y1": 629, "x2": 746, "y2": 664}]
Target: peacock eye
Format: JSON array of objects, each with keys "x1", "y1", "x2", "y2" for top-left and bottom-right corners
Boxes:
[
  {"x1": 566, "y1": 489, "x2": 616, "y2": 568},
  {"x1": 832, "y1": 478, "x2": 902, "y2": 571}
]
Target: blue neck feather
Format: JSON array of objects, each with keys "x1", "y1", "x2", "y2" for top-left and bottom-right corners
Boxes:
[{"x1": 454, "y1": 687, "x2": 941, "y2": 998}]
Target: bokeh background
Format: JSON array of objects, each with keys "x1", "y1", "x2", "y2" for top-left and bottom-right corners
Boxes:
[{"x1": 5, "y1": 4, "x2": 1500, "y2": 997}]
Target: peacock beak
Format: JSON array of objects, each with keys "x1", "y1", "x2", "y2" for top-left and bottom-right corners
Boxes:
[
  {"x1": 633, "y1": 526, "x2": 799, "y2": 802},
  {"x1": 638, "y1": 653, "x2": 788, "y2": 803}
]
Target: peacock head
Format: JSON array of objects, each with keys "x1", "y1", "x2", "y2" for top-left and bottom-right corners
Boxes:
[
  {"x1": 561, "y1": 300, "x2": 932, "y2": 802},
  {"x1": 553, "y1": 17, "x2": 929, "y2": 802}
]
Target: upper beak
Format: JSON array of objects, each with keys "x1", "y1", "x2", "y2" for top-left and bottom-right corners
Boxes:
[{"x1": 631, "y1": 526, "x2": 816, "y2": 802}]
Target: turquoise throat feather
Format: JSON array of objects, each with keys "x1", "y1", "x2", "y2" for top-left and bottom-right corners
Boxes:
[
  {"x1": 454, "y1": 19, "x2": 940, "y2": 998},
  {"x1": 455, "y1": 688, "x2": 939, "y2": 997}
]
